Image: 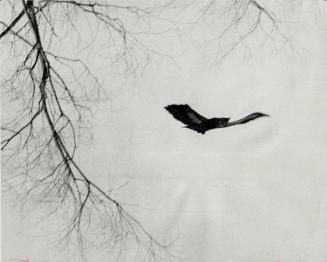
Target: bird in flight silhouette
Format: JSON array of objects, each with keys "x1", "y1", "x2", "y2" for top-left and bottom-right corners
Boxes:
[{"x1": 165, "y1": 104, "x2": 269, "y2": 134}]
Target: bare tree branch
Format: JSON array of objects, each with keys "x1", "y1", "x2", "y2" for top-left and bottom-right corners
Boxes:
[
  {"x1": 0, "y1": 9, "x2": 25, "y2": 39},
  {"x1": 1, "y1": 0, "x2": 290, "y2": 261},
  {"x1": 2, "y1": 0, "x2": 177, "y2": 260}
]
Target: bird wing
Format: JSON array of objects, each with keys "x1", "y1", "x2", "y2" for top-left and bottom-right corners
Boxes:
[
  {"x1": 165, "y1": 104, "x2": 208, "y2": 126},
  {"x1": 230, "y1": 112, "x2": 269, "y2": 125}
]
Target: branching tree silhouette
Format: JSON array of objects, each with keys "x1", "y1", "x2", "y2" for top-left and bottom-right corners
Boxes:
[
  {"x1": 1, "y1": 0, "x2": 282, "y2": 260},
  {"x1": 187, "y1": 0, "x2": 287, "y2": 64}
]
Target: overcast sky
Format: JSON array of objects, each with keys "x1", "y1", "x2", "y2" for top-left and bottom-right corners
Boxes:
[{"x1": 2, "y1": 1, "x2": 327, "y2": 262}]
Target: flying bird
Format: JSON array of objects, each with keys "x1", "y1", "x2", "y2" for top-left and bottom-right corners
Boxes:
[{"x1": 165, "y1": 104, "x2": 269, "y2": 134}]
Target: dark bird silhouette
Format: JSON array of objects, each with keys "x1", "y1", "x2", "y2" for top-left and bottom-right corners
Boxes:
[{"x1": 165, "y1": 104, "x2": 269, "y2": 134}]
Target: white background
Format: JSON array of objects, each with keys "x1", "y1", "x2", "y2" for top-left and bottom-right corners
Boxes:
[{"x1": 2, "y1": 1, "x2": 327, "y2": 261}]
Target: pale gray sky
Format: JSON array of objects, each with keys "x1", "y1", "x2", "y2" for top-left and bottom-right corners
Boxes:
[{"x1": 2, "y1": 1, "x2": 327, "y2": 262}]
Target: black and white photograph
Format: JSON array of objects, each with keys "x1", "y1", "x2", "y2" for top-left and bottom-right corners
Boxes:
[{"x1": 1, "y1": 1, "x2": 327, "y2": 261}]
